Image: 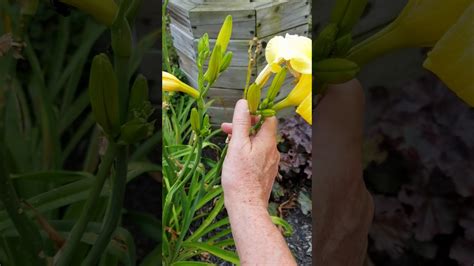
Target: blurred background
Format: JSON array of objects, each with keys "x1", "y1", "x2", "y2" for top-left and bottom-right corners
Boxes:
[{"x1": 315, "y1": 0, "x2": 474, "y2": 265}]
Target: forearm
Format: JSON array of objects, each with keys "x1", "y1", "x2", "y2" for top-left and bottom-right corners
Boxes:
[
  {"x1": 225, "y1": 200, "x2": 296, "y2": 266},
  {"x1": 313, "y1": 80, "x2": 374, "y2": 266}
]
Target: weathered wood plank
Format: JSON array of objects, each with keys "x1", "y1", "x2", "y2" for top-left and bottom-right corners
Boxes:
[
  {"x1": 177, "y1": 49, "x2": 254, "y2": 89},
  {"x1": 188, "y1": 4, "x2": 257, "y2": 39},
  {"x1": 256, "y1": 0, "x2": 310, "y2": 38},
  {"x1": 168, "y1": 0, "x2": 198, "y2": 36}
]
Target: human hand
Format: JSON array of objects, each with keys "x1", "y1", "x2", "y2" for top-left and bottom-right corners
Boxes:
[
  {"x1": 313, "y1": 79, "x2": 374, "y2": 266},
  {"x1": 221, "y1": 99, "x2": 280, "y2": 210}
]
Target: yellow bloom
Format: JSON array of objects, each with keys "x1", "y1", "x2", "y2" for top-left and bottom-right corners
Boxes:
[
  {"x1": 162, "y1": 71, "x2": 199, "y2": 99},
  {"x1": 296, "y1": 92, "x2": 312, "y2": 125},
  {"x1": 59, "y1": 0, "x2": 118, "y2": 26},
  {"x1": 265, "y1": 34, "x2": 312, "y2": 75},
  {"x1": 423, "y1": 3, "x2": 474, "y2": 107},
  {"x1": 349, "y1": 0, "x2": 472, "y2": 65},
  {"x1": 272, "y1": 74, "x2": 312, "y2": 111}
]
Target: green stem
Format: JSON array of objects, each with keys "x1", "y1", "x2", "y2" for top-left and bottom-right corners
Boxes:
[
  {"x1": 0, "y1": 91, "x2": 44, "y2": 266},
  {"x1": 82, "y1": 146, "x2": 128, "y2": 266},
  {"x1": 162, "y1": 0, "x2": 171, "y2": 72},
  {"x1": 55, "y1": 143, "x2": 118, "y2": 266},
  {"x1": 347, "y1": 24, "x2": 406, "y2": 66}
]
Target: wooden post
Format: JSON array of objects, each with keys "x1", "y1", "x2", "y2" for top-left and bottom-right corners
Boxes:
[{"x1": 168, "y1": 0, "x2": 310, "y2": 123}]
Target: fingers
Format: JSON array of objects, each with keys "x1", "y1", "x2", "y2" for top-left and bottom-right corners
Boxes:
[
  {"x1": 221, "y1": 122, "x2": 232, "y2": 134},
  {"x1": 229, "y1": 99, "x2": 251, "y2": 145},
  {"x1": 255, "y1": 116, "x2": 278, "y2": 143},
  {"x1": 221, "y1": 116, "x2": 259, "y2": 135}
]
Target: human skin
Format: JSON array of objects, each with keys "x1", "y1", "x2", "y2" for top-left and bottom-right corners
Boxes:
[
  {"x1": 221, "y1": 99, "x2": 297, "y2": 266},
  {"x1": 221, "y1": 79, "x2": 373, "y2": 266},
  {"x1": 313, "y1": 79, "x2": 374, "y2": 266}
]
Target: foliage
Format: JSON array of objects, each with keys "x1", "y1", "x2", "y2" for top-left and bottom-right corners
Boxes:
[
  {"x1": 0, "y1": 0, "x2": 160, "y2": 265},
  {"x1": 364, "y1": 75, "x2": 474, "y2": 265},
  {"x1": 278, "y1": 115, "x2": 312, "y2": 180}
]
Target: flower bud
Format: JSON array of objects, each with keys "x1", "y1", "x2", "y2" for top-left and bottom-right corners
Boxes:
[
  {"x1": 118, "y1": 118, "x2": 154, "y2": 144},
  {"x1": 204, "y1": 44, "x2": 222, "y2": 84},
  {"x1": 219, "y1": 51, "x2": 233, "y2": 73},
  {"x1": 314, "y1": 58, "x2": 359, "y2": 84},
  {"x1": 266, "y1": 66, "x2": 287, "y2": 103},
  {"x1": 190, "y1": 108, "x2": 201, "y2": 133},
  {"x1": 258, "y1": 109, "x2": 276, "y2": 117},
  {"x1": 216, "y1": 15, "x2": 232, "y2": 53},
  {"x1": 111, "y1": 17, "x2": 132, "y2": 57},
  {"x1": 88, "y1": 54, "x2": 120, "y2": 136},
  {"x1": 128, "y1": 74, "x2": 149, "y2": 113},
  {"x1": 246, "y1": 83, "x2": 261, "y2": 114},
  {"x1": 198, "y1": 33, "x2": 210, "y2": 53}
]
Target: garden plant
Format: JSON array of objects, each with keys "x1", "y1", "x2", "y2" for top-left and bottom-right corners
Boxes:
[
  {"x1": 163, "y1": 0, "x2": 473, "y2": 264},
  {"x1": 0, "y1": 0, "x2": 160, "y2": 265}
]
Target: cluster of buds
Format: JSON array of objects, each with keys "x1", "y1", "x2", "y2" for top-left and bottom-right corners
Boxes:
[{"x1": 88, "y1": 54, "x2": 155, "y2": 144}]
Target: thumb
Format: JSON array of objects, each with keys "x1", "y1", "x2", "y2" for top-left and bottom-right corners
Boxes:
[
  {"x1": 229, "y1": 99, "x2": 251, "y2": 145},
  {"x1": 255, "y1": 116, "x2": 278, "y2": 144}
]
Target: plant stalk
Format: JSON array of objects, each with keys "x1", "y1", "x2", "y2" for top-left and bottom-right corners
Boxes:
[
  {"x1": 82, "y1": 146, "x2": 128, "y2": 265},
  {"x1": 55, "y1": 143, "x2": 118, "y2": 266}
]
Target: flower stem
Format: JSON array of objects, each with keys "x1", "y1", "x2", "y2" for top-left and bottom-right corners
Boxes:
[
  {"x1": 55, "y1": 143, "x2": 118, "y2": 266},
  {"x1": 82, "y1": 146, "x2": 128, "y2": 266},
  {"x1": 162, "y1": 0, "x2": 171, "y2": 72},
  {"x1": 0, "y1": 48, "x2": 44, "y2": 265},
  {"x1": 347, "y1": 24, "x2": 406, "y2": 66}
]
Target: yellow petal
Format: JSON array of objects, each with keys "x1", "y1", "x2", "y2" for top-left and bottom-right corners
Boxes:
[
  {"x1": 286, "y1": 74, "x2": 312, "y2": 105},
  {"x1": 265, "y1": 35, "x2": 286, "y2": 65},
  {"x1": 62, "y1": 0, "x2": 118, "y2": 26},
  {"x1": 396, "y1": 0, "x2": 472, "y2": 47},
  {"x1": 423, "y1": 3, "x2": 474, "y2": 107},
  {"x1": 296, "y1": 92, "x2": 312, "y2": 125},
  {"x1": 162, "y1": 71, "x2": 200, "y2": 98},
  {"x1": 273, "y1": 74, "x2": 312, "y2": 111}
]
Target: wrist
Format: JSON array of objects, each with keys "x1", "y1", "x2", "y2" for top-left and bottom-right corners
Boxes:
[{"x1": 224, "y1": 193, "x2": 268, "y2": 214}]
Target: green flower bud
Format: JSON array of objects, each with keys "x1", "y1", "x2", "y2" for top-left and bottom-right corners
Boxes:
[
  {"x1": 88, "y1": 53, "x2": 120, "y2": 136},
  {"x1": 314, "y1": 58, "x2": 359, "y2": 84},
  {"x1": 216, "y1": 15, "x2": 232, "y2": 53},
  {"x1": 246, "y1": 83, "x2": 261, "y2": 114},
  {"x1": 111, "y1": 17, "x2": 132, "y2": 57},
  {"x1": 118, "y1": 118, "x2": 154, "y2": 144},
  {"x1": 198, "y1": 33, "x2": 210, "y2": 53},
  {"x1": 333, "y1": 33, "x2": 352, "y2": 56},
  {"x1": 204, "y1": 44, "x2": 222, "y2": 84},
  {"x1": 266, "y1": 66, "x2": 287, "y2": 103},
  {"x1": 128, "y1": 74, "x2": 149, "y2": 113},
  {"x1": 314, "y1": 23, "x2": 338, "y2": 60},
  {"x1": 219, "y1": 51, "x2": 233, "y2": 73},
  {"x1": 258, "y1": 109, "x2": 276, "y2": 117},
  {"x1": 190, "y1": 108, "x2": 201, "y2": 133}
]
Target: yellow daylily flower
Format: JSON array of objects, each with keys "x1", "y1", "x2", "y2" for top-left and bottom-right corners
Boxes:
[
  {"x1": 162, "y1": 71, "x2": 200, "y2": 99},
  {"x1": 272, "y1": 74, "x2": 312, "y2": 111},
  {"x1": 349, "y1": 0, "x2": 472, "y2": 65},
  {"x1": 265, "y1": 34, "x2": 312, "y2": 75},
  {"x1": 59, "y1": 0, "x2": 118, "y2": 26},
  {"x1": 296, "y1": 92, "x2": 312, "y2": 125},
  {"x1": 423, "y1": 3, "x2": 474, "y2": 107}
]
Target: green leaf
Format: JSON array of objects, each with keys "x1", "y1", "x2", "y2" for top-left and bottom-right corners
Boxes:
[
  {"x1": 271, "y1": 216, "x2": 294, "y2": 237},
  {"x1": 181, "y1": 242, "x2": 239, "y2": 264},
  {"x1": 140, "y1": 245, "x2": 161, "y2": 266},
  {"x1": 126, "y1": 211, "x2": 161, "y2": 242}
]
